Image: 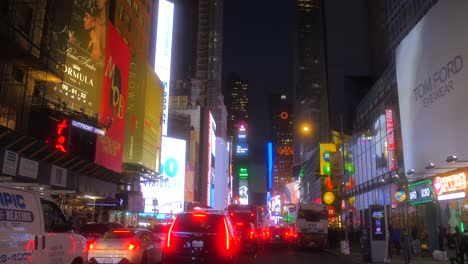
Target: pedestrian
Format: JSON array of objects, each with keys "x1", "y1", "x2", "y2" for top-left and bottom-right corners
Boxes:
[
  {"x1": 401, "y1": 229, "x2": 412, "y2": 264},
  {"x1": 461, "y1": 228, "x2": 468, "y2": 264},
  {"x1": 454, "y1": 226, "x2": 463, "y2": 264},
  {"x1": 447, "y1": 229, "x2": 459, "y2": 264},
  {"x1": 388, "y1": 224, "x2": 394, "y2": 258},
  {"x1": 439, "y1": 226, "x2": 446, "y2": 251}
]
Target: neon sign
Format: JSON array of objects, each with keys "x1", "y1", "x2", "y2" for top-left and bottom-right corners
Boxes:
[
  {"x1": 280, "y1": 112, "x2": 288, "y2": 120},
  {"x1": 385, "y1": 109, "x2": 396, "y2": 170},
  {"x1": 55, "y1": 119, "x2": 68, "y2": 153},
  {"x1": 434, "y1": 172, "x2": 466, "y2": 195}
]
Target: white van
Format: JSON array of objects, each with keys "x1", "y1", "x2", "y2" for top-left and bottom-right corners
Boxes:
[{"x1": 0, "y1": 185, "x2": 87, "y2": 263}]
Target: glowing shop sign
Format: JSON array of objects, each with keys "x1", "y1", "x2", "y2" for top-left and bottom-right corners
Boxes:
[
  {"x1": 71, "y1": 120, "x2": 105, "y2": 136},
  {"x1": 55, "y1": 120, "x2": 68, "y2": 153},
  {"x1": 433, "y1": 172, "x2": 466, "y2": 195}
]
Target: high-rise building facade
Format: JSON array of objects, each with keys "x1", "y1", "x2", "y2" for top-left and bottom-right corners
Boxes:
[
  {"x1": 269, "y1": 95, "x2": 294, "y2": 198},
  {"x1": 226, "y1": 74, "x2": 249, "y2": 203},
  {"x1": 334, "y1": 0, "x2": 439, "y2": 251},
  {"x1": 293, "y1": 0, "x2": 329, "y2": 202}
]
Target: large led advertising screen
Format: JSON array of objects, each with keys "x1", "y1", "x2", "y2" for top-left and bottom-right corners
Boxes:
[
  {"x1": 154, "y1": 0, "x2": 174, "y2": 136},
  {"x1": 396, "y1": 1, "x2": 468, "y2": 174},
  {"x1": 95, "y1": 23, "x2": 130, "y2": 173},
  {"x1": 141, "y1": 136, "x2": 186, "y2": 214}
]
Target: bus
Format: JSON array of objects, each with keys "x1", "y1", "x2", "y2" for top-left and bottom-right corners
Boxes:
[
  {"x1": 227, "y1": 204, "x2": 258, "y2": 228},
  {"x1": 293, "y1": 203, "x2": 328, "y2": 248}
]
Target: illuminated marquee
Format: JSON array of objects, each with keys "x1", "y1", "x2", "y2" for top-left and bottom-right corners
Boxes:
[
  {"x1": 434, "y1": 172, "x2": 467, "y2": 200},
  {"x1": 434, "y1": 173, "x2": 466, "y2": 195}
]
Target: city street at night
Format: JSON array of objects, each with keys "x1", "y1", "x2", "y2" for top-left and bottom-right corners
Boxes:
[{"x1": 239, "y1": 247, "x2": 357, "y2": 264}]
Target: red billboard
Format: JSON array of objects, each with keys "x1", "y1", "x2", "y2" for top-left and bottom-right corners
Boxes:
[{"x1": 95, "y1": 23, "x2": 131, "y2": 173}]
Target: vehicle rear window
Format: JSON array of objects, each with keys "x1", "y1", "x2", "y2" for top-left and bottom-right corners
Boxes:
[
  {"x1": 78, "y1": 224, "x2": 107, "y2": 234},
  {"x1": 103, "y1": 230, "x2": 136, "y2": 239},
  {"x1": 172, "y1": 214, "x2": 223, "y2": 233},
  {"x1": 269, "y1": 226, "x2": 286, "y2": 232},
  {"x1": 297, "y1": 210, "x2": 327, "y2": 221},
  {"x1": 153, "y1": 224, "x2": 171, "y2": 233}
]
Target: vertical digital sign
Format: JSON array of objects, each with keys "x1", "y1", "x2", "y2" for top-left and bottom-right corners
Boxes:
[
  {"x1": 207, "y1": 112, "x2": 216, "y2": 206},
  {"x1": 268, "y1": 142, "x2": 273, "y2": 190},
  {"x1": 154, "y1": 0, "x2": 174, "y2": 136},
  {"x1": 385, "y1": 109, "x2": 396, "y2": 171}
]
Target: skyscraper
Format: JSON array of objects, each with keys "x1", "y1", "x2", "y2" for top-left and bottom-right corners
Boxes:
[
  {"x1": 227, "y1": 74, "x2": 249, "y2": 203},
  {"x1": 269, "y1": 95, "x2": 294, "y2": 198},
  {"x1": 293, "y1": 0, "x2": 329, "y2": 202}
]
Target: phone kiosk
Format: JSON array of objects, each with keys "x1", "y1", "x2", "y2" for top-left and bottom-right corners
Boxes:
[{"x1": 369, "y1": 205, "x2": 387, "y2": 263}]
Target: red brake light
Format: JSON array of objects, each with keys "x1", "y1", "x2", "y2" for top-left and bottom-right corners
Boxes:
[
  {"x1": 285, "y1": 232, "x2": 289, "y2": 238},
  {"x1": 250, "y1": 213, "x2": 254, "y2": 217},
  {"x1": 128, "y1": 243, "x2": 136, "y2": 251},
  {"x1": 235, "y1": 222, "x2": 243, "y2": 226},
  {"x1": 167, "y1": 221, "x2": 175, "y2": 248},
  {"x1": 223, "y1": 218, "x2": 230, "y2": 251},
  {"x1": 113, "y1": 230, "x2": 131, "y2": 233},
  {"x1": 88, "y1": 243, "x2": 94, "y2": 250},
  {"x1": 193, "y1": 213, "x2": 207, "y2": 218},
  {"x1": 249, "y1": 231, "x2": 254, "y2": 239}
]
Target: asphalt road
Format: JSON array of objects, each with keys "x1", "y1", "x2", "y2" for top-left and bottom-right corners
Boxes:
[{"x1": 238, "y1": 246, "x2": 357, "y2": 264}]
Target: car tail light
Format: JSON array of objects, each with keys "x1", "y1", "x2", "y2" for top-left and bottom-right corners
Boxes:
[
  {"x1": 128, "y1": 243, "x2": 136, "y2": 251},
  {"x1": 88, "y1": 242, "x2": 94, "y2": 250},
  {"x1": 167, "y1": 221, "x2": 175, "y2": 248},
  {"x1": 249, "y1": 231, "x2": 254, "y2": 239},
  {"x1": 223, "y1": 218, "x2": 230, "y2": 251},
  {"x1": 285, "y1": 232, "x2": 289, "y2": 238}
]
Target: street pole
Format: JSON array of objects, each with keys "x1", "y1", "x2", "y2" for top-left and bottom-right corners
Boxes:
[{"x1": 340, "y1": 114, "x2": 350, "y2": 254}]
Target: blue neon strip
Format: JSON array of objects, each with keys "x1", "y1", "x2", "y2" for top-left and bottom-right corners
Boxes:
[{"x1": 268, "y1": 142, "x2": 273, "y2": 190}]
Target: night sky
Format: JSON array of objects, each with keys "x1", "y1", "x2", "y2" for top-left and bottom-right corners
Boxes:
[{"x1": 223, "y1": 1, "x2": 296, "y2": 192}]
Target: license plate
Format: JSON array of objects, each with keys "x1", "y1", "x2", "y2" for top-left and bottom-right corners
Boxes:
[
  {"x1": 275, "y1": 235, "x2": 280, "y2": 238},
  {"x1": 192, "y1": 240, "x2": 204, "y2": 247}
]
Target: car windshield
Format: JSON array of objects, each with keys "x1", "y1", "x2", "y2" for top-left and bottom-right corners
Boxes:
[
  {"x1": 172, "y1": 213, "x2": 223, "y2": 233},
  {"x1": 103, "y1": 230, "x2": 136, "y2": 239}
]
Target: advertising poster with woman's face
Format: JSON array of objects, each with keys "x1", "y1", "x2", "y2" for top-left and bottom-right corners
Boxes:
[{"x1": 46, "y1": 0, "x2": 109, "y2": 117}]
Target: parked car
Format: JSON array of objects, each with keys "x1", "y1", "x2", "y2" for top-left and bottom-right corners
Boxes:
[
  {"x1": 162, "y1": 209, "x2": 240, "y2": 263},
  {"x1": 0, "y1": 185, "x2": 87, "y2": 263},
  {"x1": 87, "y1": 229, "x2": 162, "y2": 264}
]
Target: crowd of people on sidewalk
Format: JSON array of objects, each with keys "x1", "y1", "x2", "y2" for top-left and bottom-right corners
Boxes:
[{"x1": 385, "y1": 224, "x2": 468, "y2": 264}]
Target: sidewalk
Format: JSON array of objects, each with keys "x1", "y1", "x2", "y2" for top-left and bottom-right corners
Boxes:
[{"x1": 324, "y1": 241, "x2": 447, "y2": 264}]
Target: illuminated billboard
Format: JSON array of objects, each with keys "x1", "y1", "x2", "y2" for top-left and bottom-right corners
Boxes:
[
  {"x1": 58, "y1": 1, "x2": 109, "y2": 116},
  {"x1": 320, "y1": 144, "x2": 336, "y2": 176},
  {"x1": 123, "y1": 57, "x2": 163, "y2": 173},
  {"x1": 95, "y1": 23, "x2": 131, "y2": 173},
  {"x1": 396, "y1": 1, "x2": 468, "y2": 173},
  {"x1": 236, "y1": 143, "x2": 249, "y2": 156},
  {"x1": 207, "y1": 112, "x2": 216, "y2": 206},
  {"x1": 141, "y1": 136, "x2": 186, "y2": 214},
  {"x1": 154, "y1": 0, "x2": 174, "y2": 136},
  {"x1": 239, "y1": 179, "x2": 249, "y2": 205}
]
